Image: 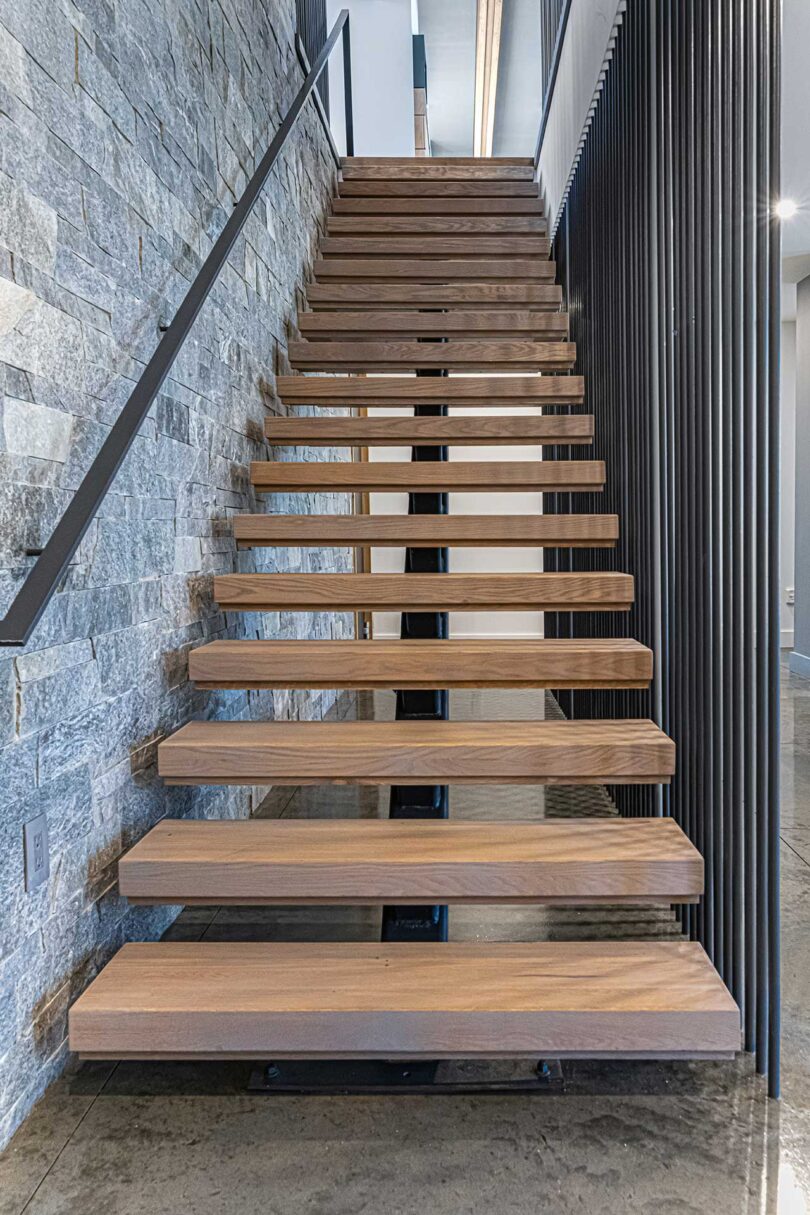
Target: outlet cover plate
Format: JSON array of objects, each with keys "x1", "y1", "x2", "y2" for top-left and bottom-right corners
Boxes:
[{"x1": 23, "y1": 813, "x2": 49, "y2": 891}]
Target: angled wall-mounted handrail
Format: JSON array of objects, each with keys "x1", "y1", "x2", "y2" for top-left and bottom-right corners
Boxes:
[{"x1": 0, "y1": 11, "x2": 352, "y2": 647}]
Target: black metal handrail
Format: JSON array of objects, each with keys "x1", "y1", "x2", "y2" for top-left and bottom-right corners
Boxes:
[{"x1": 0, "y1": 10, "x2": 353, "y2": 647}]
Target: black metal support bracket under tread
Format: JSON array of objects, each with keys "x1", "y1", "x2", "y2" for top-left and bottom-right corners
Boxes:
[{"x1": 382, "y1": 375, "x2": 450, "y2": 945}]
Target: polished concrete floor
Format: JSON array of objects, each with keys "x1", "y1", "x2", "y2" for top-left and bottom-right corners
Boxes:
[{"x1": 1, "y1": 676, "x2": 808, "y2": 1215}]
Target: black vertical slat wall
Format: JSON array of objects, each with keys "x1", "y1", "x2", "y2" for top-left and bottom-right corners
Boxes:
[
  {"x1": 296, "y1": 0, "x2": 329, "y2": 110},
  {"x1": 544, "y1": 0, "x2": 781, "y2": 1095},
  {"x1": 539, "y1": 0, "x2": 568, "y2": 99}
]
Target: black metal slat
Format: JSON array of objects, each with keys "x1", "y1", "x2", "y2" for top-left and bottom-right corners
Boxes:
[
  {"x1": 742, "y1": 0, "x2": 758, "y2": 1057},
  {"x1": 766, "y1": 0, "x2": 782, "y2": 1101},
  {"x1": 296, "y1": 0, "x2": 330, "y2": 111},
  {"x1": 550, "y1": 0, "x2": 780, "y2": 1092},
  {"x1": 754, "y1": 0, "x2": 771, "y2": 1079}
]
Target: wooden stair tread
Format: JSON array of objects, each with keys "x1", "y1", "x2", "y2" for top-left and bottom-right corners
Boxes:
[
  {"x1": 342, "y1": 156, "x2": 535, "y2": 165},
  {"x1": 306, "y1": 282, "x2": 562, "y2": 309},
  {"x1": 250, "y1": 460, "x2": 603, "y2": 492},
  {"x1": 341, "y1": 159, "x2": 535, "y2": 181},
  {"x1": 338, "y1": 180, "x2": 541, "y2": 197},
  {"x1": 69, "y1": 941, "x2": 738, "y2": 1060},
  {"x1": 312, "y1": 259, "x2": 556, "y2": 281},
  {"x1": 188, "y1": 638, "x2": 651, "y2": 690},
  {"x1": 213, "y1": 572, "x2": 633, "y2": 612},
  {"x1": 233, "y1": 513, "x2": 618, "y2": 548},
  {"x1": 327, "y1": 215, "x2": 548, "y2": 234},
  {"x1": 331, "y1": 197, "x2": 545, "y2": 215},
  {"x1": 118, "y1": 817, "x2": 701, "y2": 905},
  {"x1": 319, "y1": 236, "x2": 551, "y2": 258},
  {"x1": 297, "y1": 310, "x2": 569, "y2": 339},
  {"x1": 276, "y1": 374, "x2": 584, "y2": 406},
  {"x1": 287, "y1": 340, "x2": 575, "y2": 372},
  {"x1": 263, "y1": 415, "x2": 590, "y2": 445},
  {"x1": 157, "y1": 719, "x2": 673, "y2": 786}
]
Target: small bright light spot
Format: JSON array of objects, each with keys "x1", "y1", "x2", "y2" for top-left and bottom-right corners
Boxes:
[{"x1": 776, "y1": 198, "x2": 798, "y2": 220}]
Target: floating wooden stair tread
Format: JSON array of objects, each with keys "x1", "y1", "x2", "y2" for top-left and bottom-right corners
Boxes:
[
  {"x1": 332, "y1": 197, "x2": 544, "y2": 215},
  {"x1": 213, "y1": 572, "x2": 632, "y2": 612},
  {"x1": 275, "y1": 374, "x2": 583, "y2": 406},
  {"x1": 341, "y1": 158, "x2": 536, "y2": 181},
  {"x1": 233, "y1": 513, "x2": 618, "y2": 548},
  {"x1": 338, "y1": 180, "x2": 541, "y2": 197},
  {"x1": 327, "y1": 215, "x2": 547, "y2": 234},
  {"x1": 188, "y1": 638, "x2": 652, "y2": 690},
  {"x1": 264, "y1": 415, "x2": 591, "y2": 446},
  {"x1": 118, "y1": 817, "x2": 701, "y2": 905},
  {"x1": 306, "y1": 282, "x2": 563, "y2": 310},
  {"x1": 297, "y1": 310, "x2": 569, "y2": 340},
  {"x1": 287, "y1": 340, "x2": 574, "y2": 372},
  {"x1": 69, "y1": 940, "x2": 738, "y2": 1061},
  {"x1": 157, "y1": 719, "x2": 674, "y2": 786},
  {"x1": 313, "y1": 259, "x2": 556, "y2": 281},
  {"x1": 251, "y1": 459, "x2": 602, "y2": 493},
  {"x1": 319, "y1": 236, "x2": 551, "y2": 258}
]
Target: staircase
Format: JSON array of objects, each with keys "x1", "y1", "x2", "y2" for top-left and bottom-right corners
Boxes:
[{"x1": 69, "y1": 157, "x2": 740, "y2": 1066}]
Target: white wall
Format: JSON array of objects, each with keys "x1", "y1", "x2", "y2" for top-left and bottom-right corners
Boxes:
[
  {"x1": 327, "y1": 0, "x2": 415, "y2": 156},
  {"x1": 782, "y1": 320, "x2": 797, "y2": 648},
  {"x1": 536, "y1": 0, "x2": 625, "y2": 235},
  {"x1": 781, "y1": 0, "x2": 810, "y2": 257}
]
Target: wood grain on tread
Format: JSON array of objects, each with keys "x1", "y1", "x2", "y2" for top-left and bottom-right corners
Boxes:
[
  {"x1": 341, "y1": 156, "x2": 534, "y2": 165},
  {"x1": 287, "y1": 340, "x2": 575, "y2": 372},
  {"x1": 188, "y1": 638, "x2": 652, "y2": 690},
  {"x1": 212, "y1": 572, "x2": 633, "y2": 612},
  {"x1": 341, "y1": 159, "x2": 535, "y2": 181},
  {"x1": 250, "y1": 458, "x2": 601, "y2": 494},
  {"x1": 319, "y1": 236, "x2": 551, "y2": 258},
  {"x1": 119, "y1": 817, "x2": 701, "y2": 905},
  {"x1": 157, "y1": 719, "x2": 673, "y2": 786},
  {"x1": 332, "y1": 197, "x2": 544, "y2": 215},
  {"x1": 250, "y1": 460, "x2": 603, "y2": 493},
  {"x1": 338, "y1": 180, "x2": 540, "y2": 197},
  {"x1": 276, "y1": 374, "x2": 584, "y2": 406},
  {"x1": 306, "y1": 282, "x2": 563, "y2": 310},
  {"x1": 233, "y1": 513, "x2": 618, "y2": 548},
  {"x1": 313, "y1": 258, "x2": 556, "y2": 281},
  {"x1": 327, "y1": 215, "x2": 548, "y2": 234},
  {"x1": 69, "y1": 940, "x2": 738, "y2": 1060},
  {"x1": 297, "y1": 311, "x2": 569, "y2": 340},
  {"x1": 263, "y1": 414, "x2": 591, "y2": 445}
]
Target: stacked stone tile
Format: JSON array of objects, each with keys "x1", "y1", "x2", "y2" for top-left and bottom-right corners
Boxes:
[{"x1": 0, "y1": 0, "x2": 349, "y2": 1146}]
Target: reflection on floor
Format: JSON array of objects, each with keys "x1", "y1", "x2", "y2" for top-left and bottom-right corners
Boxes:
[{"x1": 1, "y1": 677, "x2": 808, "y2": 1215}]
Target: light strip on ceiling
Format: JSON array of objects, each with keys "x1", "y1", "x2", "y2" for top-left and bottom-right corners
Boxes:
[{"x1": 473, "y1": 0, "x2": 503, "y2": 157}]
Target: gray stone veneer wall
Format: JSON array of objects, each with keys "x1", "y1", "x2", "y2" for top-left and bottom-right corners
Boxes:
[{"x1": 0, "y1": 0, "x2": 353, "y2": 1146}]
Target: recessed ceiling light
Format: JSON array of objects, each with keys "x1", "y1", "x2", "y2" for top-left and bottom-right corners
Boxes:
[{"x1": 775, "y1": 199, "x2": 798, "y2": 219}]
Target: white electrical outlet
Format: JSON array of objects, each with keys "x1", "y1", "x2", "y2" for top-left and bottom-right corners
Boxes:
[
  {"x1": 23, "y1": 813, "x2": 49, "y2": 891},
  {"x1": 786, "y1": 587, "x2": 795, "y2": 606}
]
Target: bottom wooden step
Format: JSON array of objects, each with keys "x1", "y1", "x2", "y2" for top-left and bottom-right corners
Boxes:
[
  {"x1": 69, "y1": 941, "x2": 740, "y2": 1060},
  {"x1": 119, "y1": 817, "x2": 702, "y2": 905}
]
